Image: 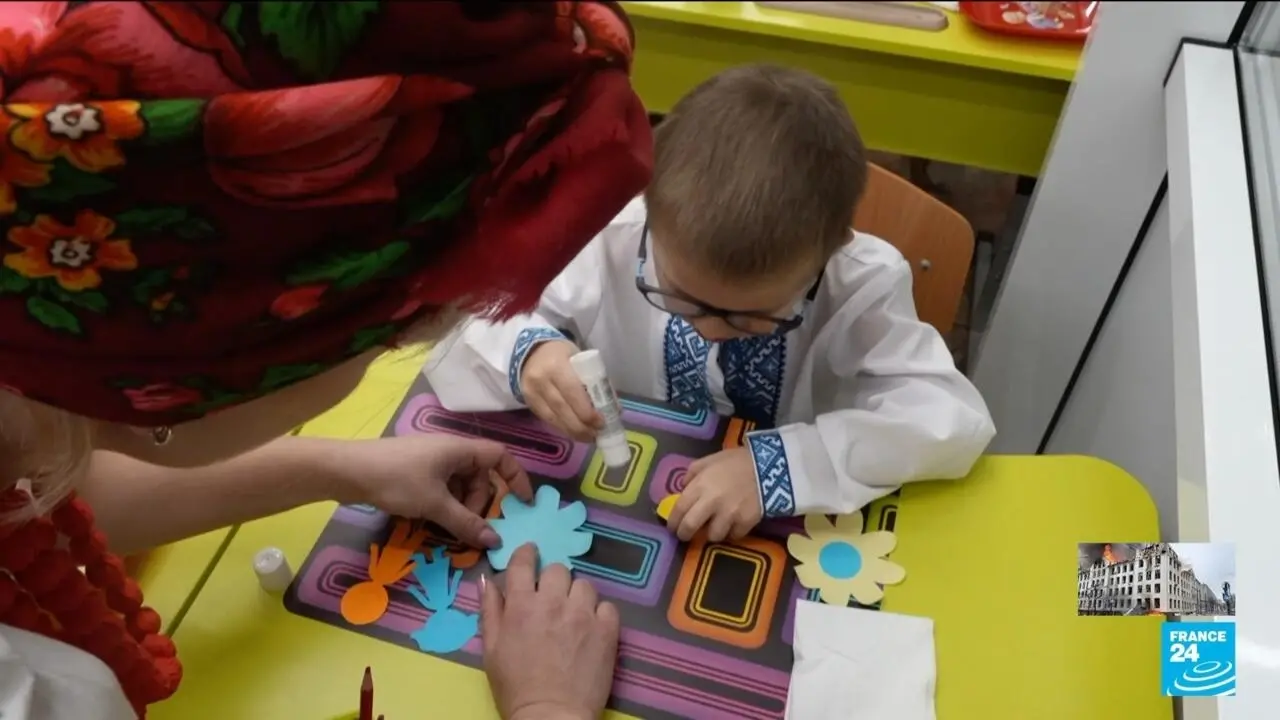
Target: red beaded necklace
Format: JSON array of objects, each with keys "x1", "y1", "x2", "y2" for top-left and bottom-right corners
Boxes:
[{"x1": 0, "y1": 488, "x2": 180, "y2": 718}]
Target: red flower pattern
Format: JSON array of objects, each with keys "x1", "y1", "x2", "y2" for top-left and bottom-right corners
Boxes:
[
  {"x1": 122, "y1": 383, "x2": 203, "y2": 412},
  {"x1": 270, "y1": 285, "x2": 326, "y2": 320},
  {"x1": 0, "y1": 0, "x2": 651, "y2": 427},
  {"x1": 204, "y1": 75, "x2": 471, "y2": 208}
]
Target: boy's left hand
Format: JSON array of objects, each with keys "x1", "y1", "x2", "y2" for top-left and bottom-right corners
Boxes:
[{"x1": 666, "y1": 447, "x2": 763, "y2": 542}]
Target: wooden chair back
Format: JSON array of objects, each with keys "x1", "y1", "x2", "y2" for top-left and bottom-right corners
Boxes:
[{"x1": 852, "y1": 163, "x2": 974, "y2": 334}]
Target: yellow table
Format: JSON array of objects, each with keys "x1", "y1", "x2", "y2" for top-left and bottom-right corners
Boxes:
[
  {"x1": 622, "y1": 1, "x2": 1081, "y2": 176},
  {"x1": 133, "y1": 528, "x2": 234, "y2": 635},
  {"x1": 155, "y1": 347, "x2": 1170, "y2": 720}
]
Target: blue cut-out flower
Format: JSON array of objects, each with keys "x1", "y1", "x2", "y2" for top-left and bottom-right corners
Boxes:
[{"x1": 487, "y1": 485, "x2": 594, "y2": 571}]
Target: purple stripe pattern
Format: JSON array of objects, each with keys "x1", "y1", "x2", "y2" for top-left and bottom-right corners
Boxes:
[
  {"x1": 575, "y1": 507, "x2": 675, "y2": 606},
  {"x1": 619, "y1": 397, "x2": 720, "y2": 440},
  {"x1": 648, "y1": 453, "x2": 693, "y2": 505},
  {"x1": 332, "y1": 504, "x2": 388, "y2": 530},
  {"x1": 394, "y1": 393, "x2": 589, "y2": 479}
]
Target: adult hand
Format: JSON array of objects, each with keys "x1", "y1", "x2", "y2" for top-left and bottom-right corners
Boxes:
[
  {"x1": 666, "y1": 447, "x2": 764, "y2": 542},
  {"x1": 519, "y1": 340, "x2": 603, "y2": 443},
  {"x1": 331, "y1": 435, "x2": 534, "y2": 549},
  {"x1": 481, "y1": 544, "x2": 620, "y2": 720}
]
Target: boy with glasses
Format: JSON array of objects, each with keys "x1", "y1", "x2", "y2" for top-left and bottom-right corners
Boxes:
[{"x1": 427, "y1": 64, "x2": 995, "y2": 542}]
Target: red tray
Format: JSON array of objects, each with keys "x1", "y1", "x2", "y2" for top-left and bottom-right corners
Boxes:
[{"x1": 958, "y1": 2, "x2": 1097, "y2": 41}]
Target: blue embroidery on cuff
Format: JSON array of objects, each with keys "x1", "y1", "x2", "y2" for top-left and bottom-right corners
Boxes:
[
  {"x1": 508, "y1": 327, "x2": 567, "y2": 404},
  {"x1": 746, "y1": 429, "x2": 796, "y2": 518}
]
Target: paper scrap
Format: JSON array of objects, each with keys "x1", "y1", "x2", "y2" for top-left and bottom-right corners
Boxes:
[
  {"x1": 341, "y1": 519, "x2": 431, "y2": 625},
  {"x1": 656, "y1": 494, "x2": 680, "y2": 522},
  {"x1": 487, "y1": 485, "x2": 593, "y2": 571},
  {"x1": 786, "y1": 600, "x2": 936, "y2": 720},
  {"x1": 786, "y1": 510, "x2": 906, "y2": 606}
]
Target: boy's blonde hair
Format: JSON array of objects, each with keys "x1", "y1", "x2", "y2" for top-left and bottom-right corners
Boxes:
[{"x1": 645, "y1": 64, "x2": 867, "y2": 279}]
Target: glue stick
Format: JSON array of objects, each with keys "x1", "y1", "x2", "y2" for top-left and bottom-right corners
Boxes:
[{"x1": 569, "y1": 349, "x2": 631, "y2": 469}]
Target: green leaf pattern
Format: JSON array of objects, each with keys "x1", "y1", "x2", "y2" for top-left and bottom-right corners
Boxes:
[{"x1": 258, "y1": 1, "x2": 381, "y2": 81}]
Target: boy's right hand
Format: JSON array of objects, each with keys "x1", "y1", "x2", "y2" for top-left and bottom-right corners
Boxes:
[{"x1": 520, "y1": 340, "x2": 603, "y2": 443}]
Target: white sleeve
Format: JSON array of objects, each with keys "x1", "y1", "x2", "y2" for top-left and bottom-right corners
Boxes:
[
  {"x1": 424, "y1": 236, "x2": 607, "y2": 412},
  {"x1": 0, "y1": 624, "x2": 135, "y2": 720},
  {"x1": 745, "y1": 259, "x2": 996, "y2": 518}
]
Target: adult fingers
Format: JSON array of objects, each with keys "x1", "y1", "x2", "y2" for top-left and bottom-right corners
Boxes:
[
  {"x1": 676, "y1": 494, "x2": 714, "y2": 542},
  {"x1": 568, "y1": 576, "x2": 599, "y2": 610},
  {"x1": 538, "y1": 561, "x2": 573, "y2": 598},
  {"x1": 461, "y1": 474, "x2": 494, "y2": 516},
  {"x1": 504, "y1": 543, "x2": 539, "y2": 599},
  {"x1": 596, "y1": 600, "x2": 621, "y2": 648},
  {"x1": 452, "y1": 435, "x2": 533, "y2": 503},
  {"x1": 479, "y1": 573, "x2": 504, "y2": 654},
  {"x1": 431, "y1": 495, "x2": 501, "y2": 549},
  {"x1": 491, "y1": 453, "x2": 532, "y2": 503}
]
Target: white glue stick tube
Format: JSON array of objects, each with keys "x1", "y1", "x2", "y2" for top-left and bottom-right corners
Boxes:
[{"x1": 569, "y1": 349, "x2": 631, "y2": 469}]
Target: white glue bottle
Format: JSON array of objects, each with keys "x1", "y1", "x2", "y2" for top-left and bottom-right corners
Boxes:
[
  {"x1": 253, "y1": 546, "x2": 294, "y2": 594},
  {"x1": 569, "y1": 349, "x2": 631, "y2": 469}
]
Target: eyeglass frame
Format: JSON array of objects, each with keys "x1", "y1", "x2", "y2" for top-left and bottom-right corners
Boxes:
[{"x1": 633, "y1": 223, "x2": 822, "y2": 336}]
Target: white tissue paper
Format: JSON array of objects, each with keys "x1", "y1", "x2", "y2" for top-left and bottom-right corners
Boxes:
[{"x1": 785, "y1": 600, "x2": 937, "y2": 720}]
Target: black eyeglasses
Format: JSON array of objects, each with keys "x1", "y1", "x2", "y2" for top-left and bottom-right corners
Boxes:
[{"x1": 634, "y1": 224, "x2": 820, "y2": 336}]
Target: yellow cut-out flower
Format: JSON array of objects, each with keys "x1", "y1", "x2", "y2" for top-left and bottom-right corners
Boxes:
[{"x1": 787, "y1": 511, "x2": 906, "y2": 606}]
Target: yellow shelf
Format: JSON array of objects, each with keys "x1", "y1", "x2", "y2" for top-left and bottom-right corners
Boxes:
[
  {"x1": 619, "y1": 2, "x2": 1078, "y2": 175},
  {"x1": 622, "y1": 1, "x2": 1081, "y2": 81}
]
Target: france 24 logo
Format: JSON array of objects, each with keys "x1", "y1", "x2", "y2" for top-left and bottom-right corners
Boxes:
[{"x1": 1161, "y1": 621, "x2": 1236, "y2": 696}]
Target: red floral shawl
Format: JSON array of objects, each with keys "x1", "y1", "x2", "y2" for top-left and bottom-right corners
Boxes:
[{"x1": 0, "y1": 0, "x2": 652, "y2": 426}]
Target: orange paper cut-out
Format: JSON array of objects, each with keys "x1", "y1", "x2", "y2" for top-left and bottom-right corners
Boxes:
[{"x1": 341, "y1": 519, "x2": 430, "y2": 625}]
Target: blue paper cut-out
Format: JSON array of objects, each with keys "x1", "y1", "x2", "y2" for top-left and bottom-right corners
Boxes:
[
  {"x1": 818, "y1": 541, "x2": 862, "y2": 580},
  {"x1": 407, "y1": 547, "x2": 461, "y2": 611},
  {"x1": 410, "y1": 607, "x2": 478, "y2": 654},
  {"x1": 406, "y1": 547, "x2": 479, "y2": 654},
  {"x1": 487, "y1": 485, "x2": 594, "y2": 572}
]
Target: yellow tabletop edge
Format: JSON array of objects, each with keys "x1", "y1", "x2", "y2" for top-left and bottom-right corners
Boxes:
[{"x1": 621, "y1": 1, "x2": 1080, "y2": 82}]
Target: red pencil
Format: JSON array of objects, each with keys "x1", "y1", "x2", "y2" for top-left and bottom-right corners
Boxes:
[{"x1": 359, "y1": 666, "x2": 374, "y2": 720}]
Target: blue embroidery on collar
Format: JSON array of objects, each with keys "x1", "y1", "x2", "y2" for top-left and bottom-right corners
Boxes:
[
  {"x1": 720, "y1": 333, "x2": 787, "y2": 428},
  {"x1": 662, "y1": 316, "x2": 712, "y2": 410},
  {"x1": 746, "y1": 430, "x2": 796, "y2": 518},
  {"x1": 509, "y1": 327, "x2": 567, "y2": 404}
]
